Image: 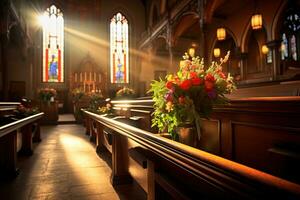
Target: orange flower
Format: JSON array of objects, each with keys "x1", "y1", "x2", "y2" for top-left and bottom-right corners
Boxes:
[
  {"x1": 174, "y1": 76, "x2": 180, "y2": 84},
  {"x1": 166, "y1": 101, "x2": 174, "y2": 112},
  {"x1": 219, "y1": 72, "x2": 226, "y2": 79}
]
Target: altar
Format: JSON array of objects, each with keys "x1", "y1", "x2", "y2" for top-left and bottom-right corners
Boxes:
[
  {"x1": 70, "y1": 54, "x2": 107, "y2": 95},
  {"x1": 70, "y1": 54, "x2": 107, "y2": 122}
]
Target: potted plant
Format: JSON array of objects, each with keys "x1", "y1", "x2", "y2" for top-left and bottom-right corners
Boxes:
[
  {"x1": 37, "y1": 88, "x2": 58, "y2": 124},
  {"x1": 87, "y1": 93, "x2": 105, "y2": 113},
  {"x1": 148, "y1": 52, "x2": 235, "y2": 146},
  {"x1": 38, "y1": 88, "x2": 57, "y2": 102},
  {"x1": 72, "y1": 88, "x2": 86, "y2": 123}
]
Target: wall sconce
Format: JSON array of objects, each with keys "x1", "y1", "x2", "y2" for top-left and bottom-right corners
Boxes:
[
  {"x1": 217, "y1": 28, "x2": 226, "y2": 40},
  {"x1": 251, "y1": 14, "x2": 262, "y2": 30},
  {"x1": 213, "y1": 48, "x2": 221, "y2": 57},
  {"x1": 188, "y1": 47, "x2": 195, "y2": 57},
  {"x1": 261, "y1": 45, "x2": 269, "y2": 54}
]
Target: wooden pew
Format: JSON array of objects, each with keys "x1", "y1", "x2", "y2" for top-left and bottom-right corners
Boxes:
[
  {"x1": 83, "y1": 110, "x2": 300, "y2": 199},
  {"x1": 0, "y1": 102, "x2": 20, "y2": 117},
  {"x1": 0, "y1": 102, "x2": 44, "y2": 178},
  {"x1": 92, "y1": 97, "x2": 300, "y2": 184}
]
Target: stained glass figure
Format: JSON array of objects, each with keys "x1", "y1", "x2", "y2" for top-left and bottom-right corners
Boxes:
[
  {"x1": 42, "y1": 5, "x2": 64, "y2": 82},
  {"x1": 110, "y1": 13, "x2": 129, "y2": 83},
  {"x1": 291, "y1": 35, "x2": 297, "y2": 61},
  {"x1": 281, "y1": 33, "x2": 288, "y2": 60}
]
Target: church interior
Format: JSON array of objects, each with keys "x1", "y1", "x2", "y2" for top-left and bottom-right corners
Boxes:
[{"x1": 1, "y1": 0, "x2": 300, "y2": 199}]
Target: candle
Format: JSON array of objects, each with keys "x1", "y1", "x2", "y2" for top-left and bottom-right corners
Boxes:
[
  {"x1": 84, "y1": 72, "x2": 87, "y2": 81},
  {"x1": 94, "y1": 72, "x2": 96, "y2": 82},
  {"x1": 80, "y1": 73, "x2": 82, "y2": 82},
  {"x1": 99, "y1": 73, "x2": 101, "y2": 82},
  {"x1": 75, "y1": 73, "x2": 77, "y2": 82},
  {"x1": 90, "y1": 72, "x2": 92, "y2": 81}
]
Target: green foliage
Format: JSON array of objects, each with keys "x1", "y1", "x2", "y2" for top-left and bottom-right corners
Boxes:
[
  {"x1": 87, "y1": 93, "x2": 104, "y2": 113},
  {"x1": 116, "y1": 87, "x2": 135, "y2": 98}
]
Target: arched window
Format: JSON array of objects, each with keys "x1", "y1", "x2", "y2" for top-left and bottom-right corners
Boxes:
[
  {"x1": 110, "y1": 13, "x2": 129, "y2": 83},
  {"x1": 280, "y1": 6, "x2": 300, "y2": 62},
  {"x1": 42, "y1": 5, "x2": 64, "y2": 82}
]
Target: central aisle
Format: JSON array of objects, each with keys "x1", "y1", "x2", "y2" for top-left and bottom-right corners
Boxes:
[{"x1": 0, "y1": 124, "x2": 146, "y2": 200}]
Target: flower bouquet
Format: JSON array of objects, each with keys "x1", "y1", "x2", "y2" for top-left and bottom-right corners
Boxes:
[
  {"x1": 116, "y1": 87, "x2": 135, "y2": 99},
  {"x1": 87, "y1": 93, "x2": 105, "y2": 113},
  {"x1": 14, "y1": 104, "x2": 39, "y2": 118},
  {"x1": 38, "y1": 88, "x2": 57, "y2": 102},
  {"x1": 149, "y1": 51, "x2": 235, "y2": 142},
  {"x1": 97, "y1": 103, "x2": 113, "y2": 115}
]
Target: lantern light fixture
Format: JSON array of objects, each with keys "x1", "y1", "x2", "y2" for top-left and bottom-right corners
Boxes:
[
  {"x1": 261, "y1": 45, "x2": 269, "y2": 54},
  {"x1": 251, "y1": 13, "x2": 262, "y2": 30},
  {"x1": 217, "y1": 28, "x2": 226, "y2": 41},
  {"x1": 188, "y1": 47, "x2": 195, "y2": 57},
  {"x1": 213, "y1": 48, "x2": 221, "y2": 58}
]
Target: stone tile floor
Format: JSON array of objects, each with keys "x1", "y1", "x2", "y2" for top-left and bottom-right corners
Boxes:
[
  {"x1": 58, "y1": 114, "x2": 76, "y2": 124},
  {"x1": 0, "y1": 124, "x2": 146, "y2": 200}
]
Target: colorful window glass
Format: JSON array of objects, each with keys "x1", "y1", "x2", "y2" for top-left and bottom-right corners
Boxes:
[
  {"x1": 42, "y1": 5, "x2": 64, "y2": 82},
  {"x1": 110, "y1": 13, "x2": 129, "y2": 83},
  {"x1": 281, "y1": 6, "x2": 300, "y2": 62},
  {"x1": 281, "y1": 33, "x2": 288, "y2": 60}
]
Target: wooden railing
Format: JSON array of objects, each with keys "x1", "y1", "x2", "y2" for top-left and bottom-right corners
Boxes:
[{"x1": 83, "y1": 109, "x2": 300, "y2": 199}]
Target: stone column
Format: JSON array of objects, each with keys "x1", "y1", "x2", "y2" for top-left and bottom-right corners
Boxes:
[
  {"x1": 166, "y1": 19, "x2": 173, "y2": 71},
  {"x1": 198, "y1": 0, "x2": 205, "y2": 59},
  {"x1": 0, "y1": 0, "x2": 9, "y2": 100},
  {"x1": 239, "y1": 52, "x2": 248, "y2": 81},
  {"x1": 267, "y1": 40, "x2": 282, "y2": 80}
]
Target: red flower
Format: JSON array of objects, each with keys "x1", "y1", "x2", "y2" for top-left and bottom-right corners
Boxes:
[
  {"x1": 166, "y1": 81, "x2": 174, "y2": 89},
  {"x1": 205, "y1": 74, "x2": 215, "y2": 82},
  {"x1": 190, "y1": 72, "x2": 197, "y2": 79},
  {"x1": 205, "y1": 81, "x2": 214, "y2": 92},
  {"x1": 178, "y1": 96, "x2": 185, "y2": 104},
  {"x1": 192, "y1": 77, "x2": 203, "y2": 85},
  {"x1": 179, "y1": 79, "x2": 192, "y2": 90}
]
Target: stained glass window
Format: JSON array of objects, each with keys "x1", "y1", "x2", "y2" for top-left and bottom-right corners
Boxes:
[
  {"x1": 280, "y1": 6, "x2": 300, "y2": 62},
  {"x1": 110, "y1": 13, "x2": 129, "y2": 83},
  {"x1": 42, "y1": 5, "x2": 64, "y2": 82}
]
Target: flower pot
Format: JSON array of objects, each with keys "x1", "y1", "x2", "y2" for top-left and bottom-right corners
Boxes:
[{"x1": 177, "y1": 125, "x2": 197, "y2": 147}]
